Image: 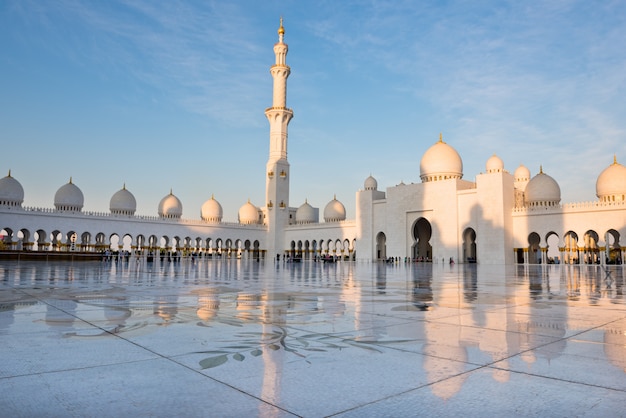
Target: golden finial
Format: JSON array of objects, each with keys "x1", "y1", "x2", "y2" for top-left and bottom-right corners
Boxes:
[
  {"x1": 170, "y1": 188, "x2": 173, "y2": 195},
  {"x1": 614, "y1": 154, "x2": 618, "y2": 165},
  {"x1": 278, "y1": 17, "x2": 285, "y2": 35},
  {"x1": 69, "y1": 176, "x2": 73, "y2": 184},
  {"x1": 211, "y1": 193, "x2": 214, "y2": 200},
  {"x1": 539, "y1": 165, "x2": 543, "y2": 174},
  {"x1": 333, "y1": 194, "x2": 337, "y2": 200},
  {"x1": 7, "y1": 169, "x2": 11, "y2": 177},
  {"x1": 123, "y1": 183, "x2": 126, "y2": 190},
  {"x1": 439, "y1": 133, "x2": 443, "y2": 143}
]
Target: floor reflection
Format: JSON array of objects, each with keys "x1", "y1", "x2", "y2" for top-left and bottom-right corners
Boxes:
[{"x1": 1, "y1": 259, "x2": 625, "y2": 406}]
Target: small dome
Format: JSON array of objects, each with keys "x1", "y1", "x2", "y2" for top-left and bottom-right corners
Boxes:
[
  {"x1": 201, "y1": 195, "x2": 223, "y2": 222},
  {"x1": 110, "y1": 185, "x2": 136, "y2": 215},
  {"x1": 0, "y1": 170, "x2": 24, "y2": 207},
  {"x1": 158, "y1": 190, "x2": 183, "y2": 218},
  {"x1": 364, "y1": 175, "x2": 378, "y2": 191},
  {"x1": 54, "y1": 178, "x2": 84, "y2": 211},
  {"x1": 238, "y1": 200, "x2": 259, "y2": 224},
  {"x1": 295, "y1": 199, "x2": 317, "y2": 224},
  {"x1": 420, "y1": 134, "x2": 463, "y2": 182},
  {"x1": 596, "y1": 156, "x2": 626, "y2": 202},
  {"x1": 324, "y1": 195, "x2": 346, "y2": 222},
  {"x1": 514, "y1": 164, "x2": 531, "y2": 182},
  {"x1": 525, "y1": 167, "x2": 561, "y2": 206},
  {"x1": 486, "y1": 154, "x2": 504, "y2": 173}
]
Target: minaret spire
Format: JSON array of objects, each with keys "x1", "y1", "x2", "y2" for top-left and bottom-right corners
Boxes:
[{"x1": 265, "y1": 18, "x2": 294, "y2": 259}]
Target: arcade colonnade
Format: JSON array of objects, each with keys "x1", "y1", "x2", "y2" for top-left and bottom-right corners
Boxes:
[
  {"x1": 0, "y1": 210, "x2": 358, "y2": 261},
  {"x1": 515, "y1": 228, "x2": 625, "y2": 265}
]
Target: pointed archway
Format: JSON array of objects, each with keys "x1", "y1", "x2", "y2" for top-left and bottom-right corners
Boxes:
[
  {"x1": 463, "y1": 228, "x2": 477, "y2": 263},
  {"x1": 412, "y1": 218, "x2": 432, "y2": 261},
  {"x1": 376, "y1": 232, "x2": 386, "y2": 260}
]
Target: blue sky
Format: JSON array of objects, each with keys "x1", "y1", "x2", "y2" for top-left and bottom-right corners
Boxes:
[{"x1": 1, "y1": 1, "x2": 625, "y2": 221}]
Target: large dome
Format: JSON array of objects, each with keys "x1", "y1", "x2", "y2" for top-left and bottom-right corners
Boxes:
[
  {"x1": 525, "y1": 167, "x2": 561, "y2": 207},
  {"x1": 0, "y1": 170, "x2": 24, "y2": 207},
  {"x1": 110, "y1": 184, "x2": 137, "y2": 215},
  {"x1": 158, "y1": 190, "x2": 183, "y2": 218},
  {"x1": 54, "y1": 178, "x2": 84, "y2": 211},
  {"x1": 201, "y1": 195, "x2": 223, "y2": 223},
  {"x1": 420, "y1": 135, "x2": 463, "y2": 182},
  {"x1": 238, "y1": 200, "x2": 259, "y2": 224},
  {"x1": 596, "y1": 156, "x2": 626, "y2": 202},
  {"x1": 323, "y1": 195, "x2": 346, "y2": 222},
  {"x1": 295, "y1": 199, "x2": 316, "y2": 224},
  {"x1": 486, "y1": 154, "x2": 504, "y2": 173}
]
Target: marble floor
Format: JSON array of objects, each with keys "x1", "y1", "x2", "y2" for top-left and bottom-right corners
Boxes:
[{"x1": 1, "y1": 258, "x2": 625, "y2": 417}]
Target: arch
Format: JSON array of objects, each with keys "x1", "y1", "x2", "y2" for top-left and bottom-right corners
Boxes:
[
  {"x1": 136, "y1": 235, "x2": 146, "y2": 251},
  {"x1": 376, "y1": 232, "x2": 386, "y2": 260},
  {"x1": 304, "y1": 240, "x2": 310, "y2": 260},
  {"x1": 412, "y1": 218, "x2": 432, "y2": 261},
  {"x1": 528, "y1": 232, "x2": 541, "y2": 264},
  {"x1": 545, "y1": 232, "x2": 560, "y2": 264},
  {"x1": 583, "y1": 230, "x2": 599, "y2": 264},
  {"x1": 121, "y1": 234, "x2": 132, "y2": 252},
  {"x1": 462, "y1": 228, "x2": 477, "y2": 263},
  {"x1": 605, "y1": 229, "x2": 622, "y2": 264},
  {"x1": 109, "y1": 234, "x2": 121, "y2": 251},
  {"x1": 94, "y1": 232, "x2": 106, "y2": 252},
  {"x1": 563, "y1": 231, "x2": 579, "y2": 264},
  {"x1": 148, "y1": 235, "x2": 158, "y2": 250},
  {"x1": 19, "y1": 228, "x2": 31, "y2": 250},
  {"x1": 252, "y1": 240, "x2": 260, "y2": 260}
]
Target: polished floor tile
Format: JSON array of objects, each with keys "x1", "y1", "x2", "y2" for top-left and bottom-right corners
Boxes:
[{"x1": 1, "y1": 259, "x2": 625, "y2": 417}]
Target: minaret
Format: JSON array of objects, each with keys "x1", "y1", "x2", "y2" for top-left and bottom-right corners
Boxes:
[{"x1": 265, "y1": 18, "x2": 293, "y2": 258}]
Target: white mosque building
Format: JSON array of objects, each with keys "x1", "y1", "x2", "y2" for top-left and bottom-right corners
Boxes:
[{"x1": 1, "y1": 21, "x2": 625, "y2": 265}]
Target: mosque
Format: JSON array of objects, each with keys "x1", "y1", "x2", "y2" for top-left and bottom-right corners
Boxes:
[{"x1": 1, "y1": 21, "x2": 625, "y2": 265}]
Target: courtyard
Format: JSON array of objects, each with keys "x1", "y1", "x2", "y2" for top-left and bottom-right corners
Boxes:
[{"x1": 1, "y1": 258, "x2": 625, "y2": 417}]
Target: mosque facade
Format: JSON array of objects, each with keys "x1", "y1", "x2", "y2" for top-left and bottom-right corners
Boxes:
[{"x1": 1, "y1": 21, "x2": 625, "y2": 265}]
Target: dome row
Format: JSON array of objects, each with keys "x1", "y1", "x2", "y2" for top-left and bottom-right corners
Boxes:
[
  {"x1": 365, "y1": 134, "x2": 626, "y2": 204},
  {"x1": 0, "y1": 173, "x2": 348, "y2": 223}
]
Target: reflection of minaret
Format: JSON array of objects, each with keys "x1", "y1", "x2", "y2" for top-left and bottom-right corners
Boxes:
[
  {"x1": 258, "y1": 288, "x2": 287, "y2": 416},
  {"x1": 265, "y1": 18, "x2": 293, "y2": 258}
]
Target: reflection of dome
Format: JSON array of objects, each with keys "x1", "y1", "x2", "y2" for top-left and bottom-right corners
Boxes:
[
  {"x1": 238, "y1": 200, "x2": 259, "y2": 224},
  {"x1": 201, "y1": 195, "x2": 223, "y2": 223},
  {"x1": 514, "y1": 164, "x2": 530, "y2": 182},
  {"x1": 596, "y1": 156, "x2": 626, "y2": 202},
  {"x1": 605, "y1": 328, "x2": 626, "y2": 373},
  {"x1": 486, "y1": 154, "x2": 504, "y2": 173},
  {"x1": 420, "y1": 134, "x2": 463, "y2": 182},
  {"x1": 364, "y1": 175, "x2": 378, "y2": 191},
  {"x1": 158, "y1": 190, "x2": 183, "y2": 218},
  {"x1": 295, "y1": 199, "x2": 316, "y2": 224},
  {"x1": 0, "y1": 170, "x2": 24, "y2": 207},
  {"x1": 324, "y1": 195, "x2": 346, "y2": 222},
  {"x1": 197, "y1": 294, "x2": 220, "y2": 321},
  {"x1": 110, "y1": 185, "x2": 137, "y2": 215},
  {"x1": 525, "y1": 167, "x2": 561, "y2": 207},
  {"x1": 54, "y1": 178, "x2": 84, "y2": 211}
]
